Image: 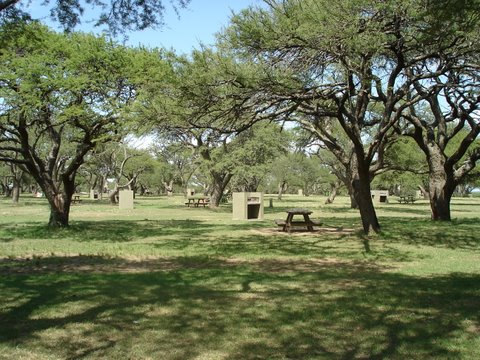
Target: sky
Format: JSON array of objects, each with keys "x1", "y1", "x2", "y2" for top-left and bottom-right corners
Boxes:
[
  {"x1": 125, "y1": 0, "x2": 263, "y2": 53},
  {"x1": 28, "y1": 0, "x2": 263, "y2": 54}
]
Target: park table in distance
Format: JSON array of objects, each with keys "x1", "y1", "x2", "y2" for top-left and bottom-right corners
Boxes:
[
  {"x1": 275, "y1": 208, "x2": 321, "y2": 233},
  {"x1": 185, "y1": 196, "x2": 210, "y2": 207},
  {"x1": 71, "y1": 194, "x2": 82, "y2": 204},
  {"x1": 398, "y1": 195, "x2": 416, "y2": 204}
]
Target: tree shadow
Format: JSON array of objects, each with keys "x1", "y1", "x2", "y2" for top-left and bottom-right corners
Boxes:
[
  {"x1": 379, "y1": 204, "x2": 431, "y2": 216},
  {"x1": 0, "y1": 220, "x2": 221, "y2": 243},
  {"x1": 0, "y1": 257, "x2": 478, "y2": 359},
  {"x1": 378, "y1": 218, "x2": 480, "y2": 250}
]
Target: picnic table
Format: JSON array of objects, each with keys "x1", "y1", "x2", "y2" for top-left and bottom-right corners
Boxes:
[
  {"x1": 398, "y1": 195, "x2": 416, "y2": 204},
  {"x1": 275, "y1": 208, "x2": 321, "y2": 233},
  {"x1": 185, "y1": 196, "x2": 210, "y2": 207},
  {"x1": 71, "y1": 195, "x2": 82, "y2": 204}
]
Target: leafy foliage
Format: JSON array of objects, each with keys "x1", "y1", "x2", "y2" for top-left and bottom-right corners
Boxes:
[
  {"x1": 0, "y1": 0, "x2": 191, "y2": 35},
  {"x1": 0, "y1": 22, "x2": 161, "y2": 225}
]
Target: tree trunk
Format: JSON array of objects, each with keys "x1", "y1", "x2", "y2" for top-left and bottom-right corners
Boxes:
[
  {"x1": 109, "y1": 187, "x2": 119, "y2": 204},
  {"x1": 209, "y1": 173, "x2": 233, "y2": 207},
  {"x1": 429, "y1": 188, "x2": 453, "y2": 221},
  {"x1": 418, "y1": 185, "x2": 429, "y2": 200},
  {"x1": 349, "y1": 194, "x2": 358, "y2": 209},
  {"x1": 9, "y1": 165, "x2": 23, "y2": 204},
  {"x1": 277, "y1": 181, "x2": 287, "y2": 200},
  {"x1": 428, "y1": 170, "x2": 455, "y2": 221},
  {"x1": 163, "y1": 180, "x2": 173, "y2": 196},
  {"x1": 210, "y1": 183, "x2": 224, "y2": 207},
  {"x1": 11, "y1": 182, "x2": 20, "y2": 203},
  {"x1": 45, "y1": 179, "x2": 74, "y2": 228},
  {"x1": 345, "y1": 162, "x2": 358, "y2": 209},
  {"x1": 325, "y1": 180, "x2": 341, "y2": 204},
  {"x1": 352, "y1": 159, "x2": 380, "y2": 234},
  {"x1": 49, "y1": 206, "x2": 70, "y2": 227},
  {"x1": 4, "y1": 185, "x2": 12, "y2": 198},
  {"x1": 426, "y1": 146, "x2": 456, "y2": 221}
]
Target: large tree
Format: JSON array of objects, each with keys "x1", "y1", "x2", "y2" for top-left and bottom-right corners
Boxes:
[
  {"x1": 223, "y1": 0, "x2": 480, "y2": 233},
  {"x1": 391, "y1": 0, "x2": 480, "y2": 219},
  {"x1": 0, "y1": 22, "x2": 153, "y2": 226},
  {"x1": 400, "y1": 74, "x2": 480, "y2": 220}
]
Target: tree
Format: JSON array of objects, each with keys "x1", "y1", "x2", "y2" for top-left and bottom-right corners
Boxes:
[
  {"x1": 0, "y1": 22, "x2": 146, "y2": 226},
  {"x1": 401, "y1": 93, "x2": 480, "y2": 220},
  {"x1": 0, "y1": 154, "x2": 26, "y2": 202},
  {"x1": 308, "y1": 148, "x2": 348, "y2": 204},
  {"x1": 268, "y1": 155, "x2": 294, "y2": 199},
  {"x1": 223, "y1": 0, "x2": 480, "y2": 233},
  {"x1": 455, "y1": 167, "x2": 480, "y2": 196},
  {"x1": 228, "y1": 122, "x2": 290, "y2": 192},
  {"x1": 394, "y1": 0, "x2": 480, "y2": 219},
  {"x1": 77, "y1": 146, "x2": 113, "y2": 200},
  {"x1": 0, "y1": 0, "x2": 190, "y2": 35},
  {"x1": 105, "y1": 145, "x2": 155, "y2": 203},
  {"x1": 286, "y1": 153, "x2": 329, "y2": 196},
  {"x1": 122, "y1": 148, "x2": 156, "y2": 196},
  {"x1": 296, "y1": 124, "x2": 366, "y2": 208},
  {"x1": 371, "y1": 136, "x2": 428, "y2": 196},
  {"x1": 151, "y1": 141, "x2": 199, "y2": 193}
]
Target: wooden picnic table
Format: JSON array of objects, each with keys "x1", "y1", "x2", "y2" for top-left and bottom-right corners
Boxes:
[
  {"x1": 71, "y1": 194, "x2": 82, "y2": 204},
  {"x1": 185, "y1": 196, "x2": 210, "y2": 207},
  {"x1": 275, "y1": 208, "x2": 321, "y2": 233},
  {"x1": 398, "y1": 195, "x2": 416, "y2": 204}
]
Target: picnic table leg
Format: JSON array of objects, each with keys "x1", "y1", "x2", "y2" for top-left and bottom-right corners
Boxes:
[
  {"x1": 303, "y1": 214, "x2": 314, "y2": 231},
  {"x1": 285, "y1": 213, "x2": 293, "y2": 232}
]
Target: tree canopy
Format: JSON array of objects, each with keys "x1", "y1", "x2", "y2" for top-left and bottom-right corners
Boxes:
[
  {"x1": 0, "y1": 22, "x2": 162, "y2": 226},
  {"x1": 219, "y1": 0, "x2": 480, "y2": 232},
  {"x1": 0, "y1": 0, "x2": 191, "y2": 35}
]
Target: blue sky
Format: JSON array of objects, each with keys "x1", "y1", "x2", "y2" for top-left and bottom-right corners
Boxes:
[
  {"x1": 28, "y1": 0, "x2": 263, "y2": 54},
  {"x1": 126, "y1": 0, "x2": 263, "y2": 53}
]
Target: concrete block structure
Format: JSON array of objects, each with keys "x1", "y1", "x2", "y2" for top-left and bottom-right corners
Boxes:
[
  {"x1": 371, "y1": 190, "x2": 389, "y2": 204},
  {"x1": 232, "y1": 192, "x2": 264, "y2": 220},
  {"x1": 119, "y1": 190, "x2": 134, "y2": 209}
]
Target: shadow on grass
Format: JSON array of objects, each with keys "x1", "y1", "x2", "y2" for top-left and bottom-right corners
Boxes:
[
  {"x1": 0, "y1": 256, "x2": 478, "y2": 359},
  {"x1": 0, "y1": 220, "x2": 219, "y2": 243},
  {"x1": 264, "y1": 203, "x2": 358, "y2": 215},
  {"x1": 378, "y1": 204, "x2": 431, "y2": 216},
  {"x1": 2, "y1": 216, "x2": 479, "y2": 258},
  {"x1": 378, "y1": 217, "x2": 480, "y2": 250}
]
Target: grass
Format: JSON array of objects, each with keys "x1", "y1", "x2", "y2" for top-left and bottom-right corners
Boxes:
[{"x1": 0, "y1": 194, "x2": 479, "y2": 359}]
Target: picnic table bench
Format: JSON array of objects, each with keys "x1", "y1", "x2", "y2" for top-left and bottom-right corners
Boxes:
[
  {"x1": 71, "y1": 195, "x2": 82, "y2": 204},
  {"x1": 398, "y1": 195, "x2": 416, "y2": 204},
  {"x1": 275, "y1": 208, "x2": 321, "y2": 233},
  {"x1": 185, "y1": 196, "x2": 210, "y2": 207}
]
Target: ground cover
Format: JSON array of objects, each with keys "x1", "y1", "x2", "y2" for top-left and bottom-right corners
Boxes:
[{"x1": 0, "y1": 195, "x2": 479, "y2": 359}]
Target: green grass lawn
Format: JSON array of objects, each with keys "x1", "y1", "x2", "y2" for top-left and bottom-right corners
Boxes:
[{"x1": 0, "y1": 194, "x2": 479, "y2": 359}]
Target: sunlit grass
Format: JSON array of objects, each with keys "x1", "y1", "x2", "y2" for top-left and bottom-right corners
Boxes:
[{"x1": 0, "y1": 194, "x2": 479, "y2": 359}]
